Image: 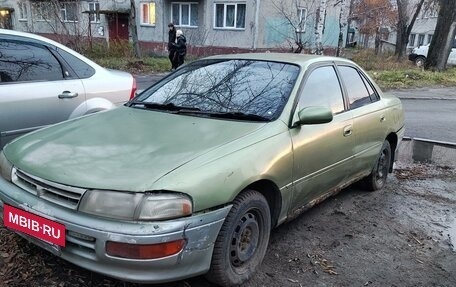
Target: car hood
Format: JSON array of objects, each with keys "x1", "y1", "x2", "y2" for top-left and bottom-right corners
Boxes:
[{"x1": 4, "y1": 106, "x2": 266, "y2": 191}]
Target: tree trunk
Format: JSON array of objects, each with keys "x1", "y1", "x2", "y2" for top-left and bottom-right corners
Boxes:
[
  {"x1": 336, "y1": 0, "x2": 348, "y2": 57},
  {"x1": 315, "y1": 0, "x2": 327, "y2": 54},
  {"x1": 424, "y1": 0, "x2": 456, "y2": 71},
  {"x1": 395, "y1": 0, "x2": 425, "y2": 59},
  {"x1": 129, "y1": 0, "x2": 141, "y2": 58}
]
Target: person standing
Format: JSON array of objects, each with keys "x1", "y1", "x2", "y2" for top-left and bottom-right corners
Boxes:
[
  {"x1": 174, "y1": 29, "x2": 187, "y2": 68},
  {"x1": 167, "y1": 23, "x2": 177, "y2": 70}
]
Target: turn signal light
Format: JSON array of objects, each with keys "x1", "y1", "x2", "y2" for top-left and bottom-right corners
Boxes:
[{"x1": 106, "y1": 239, "x2": 185, "y2": 259}]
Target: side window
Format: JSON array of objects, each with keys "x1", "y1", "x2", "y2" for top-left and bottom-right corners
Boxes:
[
  {"x1": 338, "y1": 66, "x2": 372, "y2": 109},
  {"x1": 360, "y1": 73, "x2": 379, "y2": 102},
  {"x1": 299, "y1": 66, "x2": 344, "y2": 114},
  {"x1": 57, "y1": 48, "x2": 95, "y2": 79},
  {"x1": 0, "y1": 40, "x2": 64, "y2": 83}
]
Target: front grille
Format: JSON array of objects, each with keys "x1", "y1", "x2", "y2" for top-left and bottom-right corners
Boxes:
[{"x1": 12, "y1": 168, "x2": 86, "y2": 209}]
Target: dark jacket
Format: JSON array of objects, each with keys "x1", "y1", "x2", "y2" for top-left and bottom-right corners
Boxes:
[
  {"x1": 175, "y1": 35, "x2": 187, "y2": 56},
  {"x1": 168, "y1": 29, "x2": 176, "y2": 50}
]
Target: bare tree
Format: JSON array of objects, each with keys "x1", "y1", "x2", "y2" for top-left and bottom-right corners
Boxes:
[
  {"x1": 129, "y1": 0, "x2": 141, "y2": 58},
  {"x1": 424, "y1": 0, "x2": 456, "y2": 71},
  {"x1": 271, "y1": 0, "x2": 317, "y2": 53},
  {"x1": 29, "y1": 0, "x2": 90, "y2": 52},
  {"x1": 352, "y1": 0, "x2": 397, "y2": 54},
  {"x1": 335, "y1": 0, "x2": 349, "y2": 56},
  {"x1": 315, "y1": 0, "x2": 328, "y2": 54},
  {"x1": 395, "y1": 0, "x2": 425, "y2": 59}
]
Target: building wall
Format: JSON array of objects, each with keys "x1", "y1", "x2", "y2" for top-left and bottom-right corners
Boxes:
[{"x1": 2, "y1": 0, "x2": 348, "y2": 54}]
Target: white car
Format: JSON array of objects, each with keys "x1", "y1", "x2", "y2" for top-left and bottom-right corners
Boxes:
[
  {"x1": 409, "y1": 40, "x2": 456, "y2": 66},
  {"x1": 0, "y1": 29, "x2": 136, "y2": 148}
]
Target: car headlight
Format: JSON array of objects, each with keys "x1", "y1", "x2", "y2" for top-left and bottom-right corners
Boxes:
[
  {"x1": 0, "y1": 150, "x2": 13, "y2": 182},
  {"x1": 79, "y1": 190, "x2": 192, "y2": 221}
]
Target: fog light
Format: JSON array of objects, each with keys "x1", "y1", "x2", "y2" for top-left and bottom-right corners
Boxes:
[{"x1": 106, "y1": 239, "x2": 185, "y2": 259}]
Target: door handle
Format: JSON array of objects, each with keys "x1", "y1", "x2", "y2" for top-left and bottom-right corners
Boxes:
[
  {"x1": 343, "y1": 125, "x2": 352, "y2": 137},
  {"x1": 58, "y1": 91, "x2": 78, "y2": 99},
  {"x1": 380, "y1": 115, "x2": 386, "y2": 122}
]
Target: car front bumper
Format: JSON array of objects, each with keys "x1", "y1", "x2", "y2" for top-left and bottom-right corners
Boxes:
[{"x1": 0, "y1": 175, "x2": 231, "y2": 283}]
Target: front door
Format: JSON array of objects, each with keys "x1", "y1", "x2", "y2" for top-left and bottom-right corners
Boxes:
[
  {"x1": 290, "y1": 65, "x2": 354, "y2": 213},
  {"x1": 108, "y1": 14, "x2": 129, "y2": 41}
]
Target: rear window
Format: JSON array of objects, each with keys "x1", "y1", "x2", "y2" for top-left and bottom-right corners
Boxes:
[{"x1": 57, "y1": 48, "x2": 95, "y2": 79}]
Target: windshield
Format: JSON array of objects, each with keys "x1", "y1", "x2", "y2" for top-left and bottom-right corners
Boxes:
[{"x1": 132, "y1": 59, "x2": 300, "y2": 121}]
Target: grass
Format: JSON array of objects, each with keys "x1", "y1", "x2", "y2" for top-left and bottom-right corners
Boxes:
[
  {"x1": 80, "y1": 44, "x2": 456, "y2": 90},
  {"x1": 348, "y1": 48, "x2": 456, "y2": 90}
]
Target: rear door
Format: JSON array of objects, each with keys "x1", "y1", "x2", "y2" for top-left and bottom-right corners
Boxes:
[
  {"x1": 290, "y1": 64, "x2": 354, "y2": 211},
  {"x1": 0, "y1": 37, "x2": 86, "y2": 148},
  {"x1": 336, "y1": 65, "x2": 387, "y2": 177}
]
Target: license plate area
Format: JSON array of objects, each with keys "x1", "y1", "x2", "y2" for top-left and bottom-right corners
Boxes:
[{"x1": 3, "y1": 204, "x2": 66, "y2": 247}]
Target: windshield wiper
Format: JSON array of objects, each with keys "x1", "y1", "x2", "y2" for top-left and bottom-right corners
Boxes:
[
  {"x1": 207, "y1": 111, "x2": 270, "y2": 122},
  {"x1": 129, "y1": 101, "x2": 201, "y2": 112}
]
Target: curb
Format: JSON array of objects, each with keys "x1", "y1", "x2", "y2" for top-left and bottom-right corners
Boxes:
[{"x1": 403, "y1": 136, "x2": 456, "y2": 148}]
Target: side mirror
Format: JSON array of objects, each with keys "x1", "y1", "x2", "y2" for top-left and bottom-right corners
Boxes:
[{"x1": 293, "y1": 106, "x2": 333, "y2": 126}]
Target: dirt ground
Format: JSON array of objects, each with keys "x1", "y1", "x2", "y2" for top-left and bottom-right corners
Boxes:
[{"x1": 1, "y1": 162, "x2": 455, "y2": 287}]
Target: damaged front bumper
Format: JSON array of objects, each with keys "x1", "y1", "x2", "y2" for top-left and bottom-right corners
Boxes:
[{"x1": 0, "y1": 175, "x2": 231, "y2": 283}]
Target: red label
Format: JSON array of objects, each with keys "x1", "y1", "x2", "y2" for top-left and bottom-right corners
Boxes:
[{"x1": 3, "y1": 204, "x2": 66, "y2": 247}]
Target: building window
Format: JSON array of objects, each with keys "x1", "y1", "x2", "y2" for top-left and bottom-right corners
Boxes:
[
  {"x1": 61, "y1": 2, "x2": 78, "y2": 22},
  {"x1": 32, "y1": 2, "x2": 53, "y2": 21},
  {"x1": 409, "y1": 33, "x2": 416, "y2": 46},
  {"x1": 88, "y1": 2, "x2": 100, "y2": 23},
  {"x1": 172, "y1": 3, "x2": 198, "y2": 27},
  {"x1": 141, "y1": 2, "x2": 156, "y2": 25},
  {"x1": 18, "y1": 2, "x2": 28, "y2": 21},
  {"x1": 297, "y1": 7, "x2": 307, "y2": 31},
  {"x1": 214, "y1": 3, "x2": 246, "y2": 29},
  {"x1": 427, "y1": 34, "x2": 433, "y2": 44},
  {"x1": 418, "y1": 34, "x2": 425, "y2": 46}
]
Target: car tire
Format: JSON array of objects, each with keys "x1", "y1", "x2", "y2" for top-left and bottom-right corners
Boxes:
[
  {"x1": 206, "y1": 190, "x2": 271, "y2": 287},
  {"x1": 361, "y1": 140, "x2": 392, "y2": 191},
  {"x1": 415, "y1": 56, "x2": 426, "y2": 67}
]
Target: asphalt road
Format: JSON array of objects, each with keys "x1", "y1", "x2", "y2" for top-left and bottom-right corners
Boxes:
[
  {"x1": 401, "y1": 98, "x2": 456, "y2": 143},
  {"x1": 135, "y1": 75, "x2": 456, "y2": 143}
]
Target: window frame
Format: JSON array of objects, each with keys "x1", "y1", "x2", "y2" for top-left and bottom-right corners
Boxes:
[
  {"x1": 297, "y1": 7, "x2": 307, "y2": 32},
  {"x1": 213, "y1": 2, "x2": 246, "y2": 30},
  {"x1": 0, "y1": 38, "x2": 68, "y2": 84},
  {"x1": 418, "y1": 34, "x2": 425, "y2": 46},
  {"x1": 88, "y1": 1, "x2": 100, "y2": 23},
  {"x1": 140, "y1": 2, "x2": 156, "y2": 26},
  {"x1": 409, "y1": 33, "x2": 416, "y2": 47},
  {"x1": 336, "y1": 65, "x2": 376, "y2": 110},
  {"x1": 61, "y1": 2, "x2": 78, "y2": 23},
  {"x1": 32, "y1": 2, "x2": 53, "y2": 21},
  {"x1": 18, "y1": 2, "x2": 28, "y2": 21},
  {"x1": 297, "y1": 64, "x2": 346, "y2": 115},
  {"x1": 171, "y1": 2, "x2": 198, "y2": 27}
]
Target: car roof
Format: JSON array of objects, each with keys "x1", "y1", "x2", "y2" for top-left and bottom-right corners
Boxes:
[
  {"x1": 204, "y1": 52, "x2": 355, "y2": 67},
  {"x1": 0, "y1": 28, "x2": 102, "y2": 70},
  {"x1": 0, "y1": 28, "x2": 61, "y2": 45}
]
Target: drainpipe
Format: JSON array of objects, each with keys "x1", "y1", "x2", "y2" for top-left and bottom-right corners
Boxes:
[{"x1": 252, "y1": 0, "x2": 260, "y2": 50}]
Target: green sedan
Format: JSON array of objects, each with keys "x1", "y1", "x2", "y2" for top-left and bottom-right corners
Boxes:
[{"x1": 0, "y1": 53, "x2": 404, "y2": 286}]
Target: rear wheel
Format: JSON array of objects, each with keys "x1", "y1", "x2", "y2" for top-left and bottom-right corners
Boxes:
[
  {"x1": 415, "y1": 56, "x2": 426, "y2": 67},
  {"x1": 361, "y1": 140, "x2": 391, "y2": 191},
  {"x1": 206, "y1": 190, "x2": 271, "y2": 286}
]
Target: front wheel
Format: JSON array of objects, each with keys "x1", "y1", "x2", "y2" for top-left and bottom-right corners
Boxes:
[
  {"x1": 361, "y1": 140, "x2": 392, "y2": 191},
  {"x1": 206, "y1": 190, "x2": 271, "y2": 286}
]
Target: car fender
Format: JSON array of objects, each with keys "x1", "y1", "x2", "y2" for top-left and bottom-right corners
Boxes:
[{"x1": 69, "y1": 98, "x2": 116, "y2": 119}]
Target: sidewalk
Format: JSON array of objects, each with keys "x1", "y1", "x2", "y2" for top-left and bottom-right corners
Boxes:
[{"x1": 386, "y1": 87, "x2": 456, "y2": 100}]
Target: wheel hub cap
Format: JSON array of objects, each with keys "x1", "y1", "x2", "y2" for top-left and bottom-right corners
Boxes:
[{"x1": 230, "y1": 212, "x2": 259, "y2": 266}]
